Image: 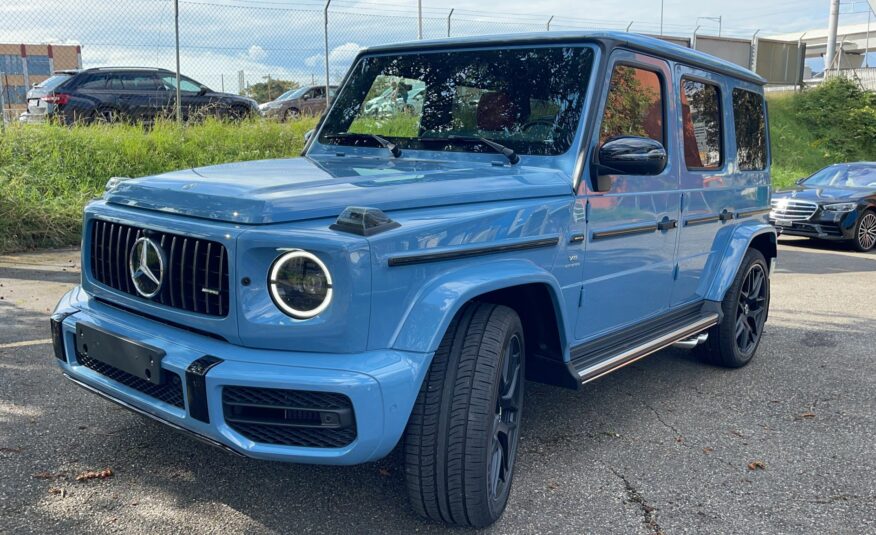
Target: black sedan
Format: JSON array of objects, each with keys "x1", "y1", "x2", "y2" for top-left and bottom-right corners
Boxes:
[{"x1": 770, "y1": 163, "x2": 876, "y2": 251}]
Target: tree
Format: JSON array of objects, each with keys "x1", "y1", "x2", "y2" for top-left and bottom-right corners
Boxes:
[{"x1": 242, "y1": 79, "x2": 301, "y2": 103}]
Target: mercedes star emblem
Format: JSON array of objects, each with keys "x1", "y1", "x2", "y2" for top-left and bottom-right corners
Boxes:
[{"x1": 129, "y1": 237, "x2": 165, "y2": 298}]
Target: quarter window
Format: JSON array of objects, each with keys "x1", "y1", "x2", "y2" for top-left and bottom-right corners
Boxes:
[
  {"x1": 732, "y1": 88, "x2": 767, "y2": 170},
  {"x1": 600, "y1": 65, "x2": 664, "y2": 145},
  {"x1": 680, "y1": 79, "x2": 722, "y2": 170}
]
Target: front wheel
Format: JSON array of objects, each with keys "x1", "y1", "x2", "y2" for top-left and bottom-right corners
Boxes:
[
  {"x1": 696, "y1": 248, "x2": 770, "y2": 367},
  {"x1": 852, "y1": 210, "x2": 876, "y2": 252},
  {"x1": 404, "y1": 302, "x2": 525, "y2": 528}
]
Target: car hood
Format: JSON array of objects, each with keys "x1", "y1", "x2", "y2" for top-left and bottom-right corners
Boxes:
[
  {"x1": 104, "y1": 156, "x2": 573, "y2": 224},
  {"x1": 773, "y1": 185, "x2": 871, "y2": 203}
]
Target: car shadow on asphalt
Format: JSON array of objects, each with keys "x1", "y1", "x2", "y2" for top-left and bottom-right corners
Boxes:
[
  {"x1": 0, "y1": 265, "x2": 81, "y2": 285},
  {"x1": 775, "y1": 241, "x2": 875, "y2": 275}
]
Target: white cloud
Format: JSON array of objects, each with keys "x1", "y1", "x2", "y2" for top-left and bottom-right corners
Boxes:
[
  {"x1": 247, "y1": 45, "x2": 267, "y2": 62},
  {"x1": 305, "y1": 42, "x2": 363, "y2": 69}
]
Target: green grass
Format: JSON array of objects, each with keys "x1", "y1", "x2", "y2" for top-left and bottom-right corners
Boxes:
[
  {"x1": 0, "y1": 117, "x2": 317, "y2": 253},
  {"x1": 769, "y1": 78, "x2": 876, "y2": 188},
  {"x1": 1, "y1": 78, "x2": 874, "y2": 254}
]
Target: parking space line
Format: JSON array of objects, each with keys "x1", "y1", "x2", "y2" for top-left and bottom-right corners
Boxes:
[{"x1": 0, "y1": 339, "x2": 52, "y2": 350}]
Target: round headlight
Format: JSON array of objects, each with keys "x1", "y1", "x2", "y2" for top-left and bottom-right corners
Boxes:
[{"x1": 269, "y1": 250, "x2": 333, "y2": 319}]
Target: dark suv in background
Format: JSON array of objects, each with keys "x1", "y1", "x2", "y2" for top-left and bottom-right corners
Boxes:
[{"x1": 33, "y1": 67, "x2": 257, "y2": 124}]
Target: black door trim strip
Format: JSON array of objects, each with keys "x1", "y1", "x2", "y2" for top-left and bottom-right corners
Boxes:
[
  {"x1": 387, "y1": 236, "x2": 559, "y2": 267},
  {"x1": 684, "y1": 213, "x2": 721, "y2": 226},
  {"x1": 736, "y1": 207, "x2": 771, "y2": 218},
  {"x1": 591, "y1": 223, "x2": 657, "y2": 241}
]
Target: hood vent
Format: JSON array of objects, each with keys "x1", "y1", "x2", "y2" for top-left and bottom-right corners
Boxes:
[{"x1": 330, "y1": 206, "x2": 400, "y2": 237}]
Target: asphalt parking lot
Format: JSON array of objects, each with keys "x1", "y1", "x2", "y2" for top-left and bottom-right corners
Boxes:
[{"x1": 0, "y1": 238, "x2": 874, "y2": 534}]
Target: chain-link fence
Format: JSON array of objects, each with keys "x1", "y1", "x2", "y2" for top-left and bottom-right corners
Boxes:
[{"x1": 1, "y1": 0, "x2": 802, "y2": 121}]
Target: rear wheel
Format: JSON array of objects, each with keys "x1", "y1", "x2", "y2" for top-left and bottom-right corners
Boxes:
[
  {"x1": 404, "y1": 302, "x2": 524, "y2": 528},
  {"x1": 696, "y1": 249, "x2": 770, "y2": 367},
  {"x1": 283, "y1": 108, "x2": 300, "y2": 121},
  {"x1": 852, "y1": 210, "x2": 876, "y2": 252},
  {"x1": 92, "y1": 107, "x2": 120, "y2": 124}
]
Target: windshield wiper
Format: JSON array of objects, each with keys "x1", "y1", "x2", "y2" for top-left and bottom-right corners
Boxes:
[
  {"x1": 417, "y1": 135, "x2": 519, "y2": 165},
  {"x1": 324, "y1": 132, "x2": 401, "y2": 158}
]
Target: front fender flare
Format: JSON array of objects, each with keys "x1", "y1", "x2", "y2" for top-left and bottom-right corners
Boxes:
[
  {"x1": 704, "y1": 222, "x2": 777, "y2": 302},
  {"x1": 390, "y1": 259, "x2": 568, "y2": 354}
]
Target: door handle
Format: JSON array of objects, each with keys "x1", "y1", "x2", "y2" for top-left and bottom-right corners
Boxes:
[{"x1": 657, "y1": 217, "x2": 678, "y2": 231}]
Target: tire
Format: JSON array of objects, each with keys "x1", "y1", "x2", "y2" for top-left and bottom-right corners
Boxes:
[
  {"x1": 696, "y1": 248, "x2": 770, "y2": 368},
  {"x1": 404, "y1": 302, "x2": 525, "y2": 528},
  {"x1": 852, "y1": 209, "x2": 876, "y2": 252},
  {"x1": 283, "y1": 108, "x2": 300, "y2": 121},
  {"x1": 91, "y1": 107, "x2": 120, "y2": 124}
]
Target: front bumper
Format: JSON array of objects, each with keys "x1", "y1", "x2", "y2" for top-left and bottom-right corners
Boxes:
[
  {"x1": 769, "y1": 212, "x2": 856, "y2": 241},
  {"x1": 52, "y1": 287, "x2": 431, "y2": 465}
]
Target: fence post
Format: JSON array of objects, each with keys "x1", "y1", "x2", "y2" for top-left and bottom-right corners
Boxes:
[
  {"x1": 324, "y1": 0, "x2": 332, "y2": 108},
  {"x1": 418, "y1": 0, "x2": 423, "y2": 39},
  {"x1": 750, "y1": 30, "x2": 761, "y2": 73},
  {"x1": 174, "y1": 0, "x2": 182, "y2": 123},
  {"x1": 447, "y1": 8, "x2": 453, "y2": 38},
  {"x1": 0, "y1": 72, "x2": 6, "y2": 131},
  {"x1": 546, "y1": 15, "x2": 553, "y2": 31}
]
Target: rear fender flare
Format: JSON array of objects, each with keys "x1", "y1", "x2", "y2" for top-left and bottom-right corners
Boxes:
[{"x1": 705, "y1": 222, "x2": 777, "y2": 302}]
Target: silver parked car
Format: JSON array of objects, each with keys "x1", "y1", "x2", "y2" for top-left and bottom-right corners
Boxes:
[
  {"x1": 18, "y1": 70, "x2": 79, "y2": 124},
  {"x1": 259, "y1": 85, "x2": 338, "y2": 121}
]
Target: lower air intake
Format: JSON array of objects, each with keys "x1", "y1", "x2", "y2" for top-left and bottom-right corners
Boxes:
[{"x1": 222, "y1": 386, "x2": 356, "y2": 448}]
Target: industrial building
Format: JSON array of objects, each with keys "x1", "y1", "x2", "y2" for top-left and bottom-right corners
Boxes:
[{"x1": 0, "y1": 43, "x2": 82, "y2": 111}]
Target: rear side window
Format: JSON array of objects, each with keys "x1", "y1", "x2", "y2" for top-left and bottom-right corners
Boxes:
[
  {"x1": 732, "y1": 89, "x2": 767, "y2": 170},
  {"x1": 680, "y1": 79, "x2": 722, "y2": 170},
  {"x1": 600, "y1": 65, "x2": 664, "y2": 145},
  {"x1": 77, "y1": 74, "x2": 110, "y2": 90},
  {"x1": 119, "y1": 74, "x2": 162, "y2": 91}
]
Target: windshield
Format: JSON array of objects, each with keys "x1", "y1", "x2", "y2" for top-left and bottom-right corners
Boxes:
[
  {"x1": 36, "y1": 74, "x2": 73, "y2": 91},
  {"x1": 803, "y1": 165, "x2": 876, "y2": 188},
  {"x1": 318, "y1": 46, "x2": 595, "y2": 156}
]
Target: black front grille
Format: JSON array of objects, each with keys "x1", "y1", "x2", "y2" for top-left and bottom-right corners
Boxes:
[
  {"x1": 76, "y1": 351, "x2": 185, "y2": 408},
  {"x1": 222, "y1": 386, "x2": 356, "y2": 448},
  {"x1": 90, "y1": 219, "x2": 229, "y2": 317}
]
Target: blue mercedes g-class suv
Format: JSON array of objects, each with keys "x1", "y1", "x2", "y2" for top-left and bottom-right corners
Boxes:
[{"x1": 51, "y1": 32, "x2": 775, "y2": 527}]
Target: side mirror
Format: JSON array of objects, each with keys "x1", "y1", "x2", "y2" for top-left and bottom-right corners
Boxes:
[
  {"x1": 304, "y1": 129, "x2": 315, "y2": 142},
  {"x1": 592, "y1": 136, "x2": 667, "y2": 192},
  {"x1": 198, "y1": 87, "x2": 209, "y2": 96}
]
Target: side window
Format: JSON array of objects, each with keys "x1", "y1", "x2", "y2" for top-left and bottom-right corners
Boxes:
[
  {"x1": 600, "y1": 65, "x2": 664, "y2": 145},
  {"x1": 732, "y1": 88, "x2": 767, "y2": 171},
  {"x1": 312, "y1": 87, "x2": 325, "y2": 99},
  {"x1": 121, "y1": 74, "x2": 161, "y2": 91},
  {"x1": 161, "y1": 76, "x2": 201, "y2": 93},
  {"x1": 77, "y1": 74, "x2": 110, "y2": 90},
  {"x1": 680, "y1": 79, "x2": 722, "y2": 170}
]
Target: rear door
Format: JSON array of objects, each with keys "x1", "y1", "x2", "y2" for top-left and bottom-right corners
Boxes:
[
  {"x1": 111, "y1": 72, "x2": 169, "y2": 121},
  {"x1": 302, "y1": 86, "x2": 325, "y2": 115},
  {"x1": 671, "y1": 66, "x2": 729, "y2": 307},
  {"x1": 575, "y1": 50, "x2": 681, "y2": 342}
]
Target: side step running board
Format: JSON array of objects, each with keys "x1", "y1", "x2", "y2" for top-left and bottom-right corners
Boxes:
[{"x1": 576, "y1": 314, "x2": 719, "y2": 384}]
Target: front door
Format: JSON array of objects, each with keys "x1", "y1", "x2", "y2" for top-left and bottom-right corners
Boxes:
[{"x1": 575, "y1": 51, "x2": 680, "y2": 342}]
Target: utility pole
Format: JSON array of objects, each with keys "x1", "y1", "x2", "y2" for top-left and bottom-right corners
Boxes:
[
  {"x1": 174, "y1": 0, "x2": 182, "y2": 124},
  {"x1": 660, "y1": 0, "x2": 664, "y2": 35},
  {"x1": 825, "y1": 0, "x2": 840, "y2": 72},
  {"x1": 324, "y1": 0, "x2": 332, "y2": 108},
  {"x1": 447, "y1": 8, "x2": 453, "y2": 38},
  {"x1": 418, "y1": 0, "x2": 423, "y2": 39}
]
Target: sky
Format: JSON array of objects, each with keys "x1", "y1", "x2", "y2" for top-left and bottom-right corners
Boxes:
[{"x1": 1, "y1": 0, "x2": 874, "y2": 90}]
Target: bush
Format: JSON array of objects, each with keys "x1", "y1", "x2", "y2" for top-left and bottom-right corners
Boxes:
[
  {"x1": 0, "y1": 117, "x2": 316, "y2": 253},
  {"x1": 769, "y1": 78, "x2": 876, "y2": 187}
]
